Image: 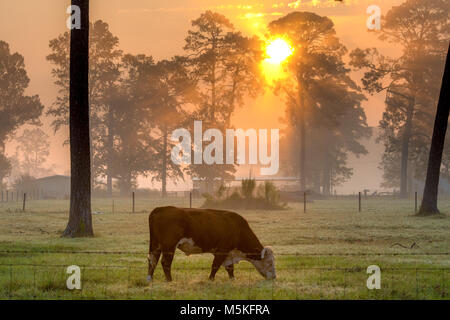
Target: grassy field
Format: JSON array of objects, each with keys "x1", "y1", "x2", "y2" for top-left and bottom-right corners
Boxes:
[{"x1": 0, "y1": 196, "x2": 449, "y2": 299}]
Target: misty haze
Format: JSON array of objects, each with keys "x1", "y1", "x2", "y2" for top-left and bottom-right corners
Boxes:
[{"x1": 0, "y1": 0, "x2": 449, "y2": 302}]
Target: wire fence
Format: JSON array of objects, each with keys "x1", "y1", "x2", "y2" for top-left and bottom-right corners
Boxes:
[
  {"x1": 0, "y1": 195, "x2": 196, "y2": 214},
  {"x1": 1, "y1": 196, "x2": 449, "y2": 299},
  {"x1": 2, "y1": 191, "x2": 450, "y2": 215},
  {"x1": 0, "y1": 251, "x2": 448, "y2": 300},
  {"x1": 0, "y1": 250, "x2": 449, "y2": 256}
]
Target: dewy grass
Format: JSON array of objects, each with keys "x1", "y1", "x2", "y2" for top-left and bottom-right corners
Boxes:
[{"x1": 0, "y1": 197, "x2": 449, "y2": 299}]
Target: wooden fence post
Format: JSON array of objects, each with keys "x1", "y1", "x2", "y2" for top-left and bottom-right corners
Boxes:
[
  {"x1": 22, "y1": 193, "x2": 26, "y2": 212},
  {"x1": 415, "y1": 192, "x2": 418, "y2": 213},
  {"x1": 303, "y1": 192, "x2": 306, "y2": 213},
  {"x1": 359, "y1": 192, "x2": 362, "y2": 212},
  {"x1": 132, "y1": 192, "x2": 135, "y2": 213}
]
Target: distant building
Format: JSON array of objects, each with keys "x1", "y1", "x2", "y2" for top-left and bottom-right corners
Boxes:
[{"x1": 35, "y1": 175, "x2": 70, "y2": 199}]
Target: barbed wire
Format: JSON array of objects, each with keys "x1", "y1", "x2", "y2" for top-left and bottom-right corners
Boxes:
[
  {"x1": 0, "y1": 250, "x2": 448, "y2": 256},
  {"x1": 0, "y1": 263, "x2": 447, "y2": 271}
]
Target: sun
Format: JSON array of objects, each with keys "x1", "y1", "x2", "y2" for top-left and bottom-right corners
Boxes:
[
  {"x1": 265, "y1": 38, "x2": 294, "y2": 65},
  {"x1": 261, "y1": 38, "x2": 294, "y2": 83}
]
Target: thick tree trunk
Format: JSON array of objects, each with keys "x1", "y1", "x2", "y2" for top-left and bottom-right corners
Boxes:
[
  {"x1": 63, "y1": 0, "x2": 93, "y2": 237},
  {"x1": 418, "y1": 44, "x2": 450, "y2": 216},
  {"x1": 161, "y1": 127, "x2": 168, "y2": 198},
  {"x1": 400, "y1": 101, "x2": 414, "y2": 198}
]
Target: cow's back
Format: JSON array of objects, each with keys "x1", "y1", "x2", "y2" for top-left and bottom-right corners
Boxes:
[{"x1": 149, "y1": 207, "x2": 260, "y2": 254}]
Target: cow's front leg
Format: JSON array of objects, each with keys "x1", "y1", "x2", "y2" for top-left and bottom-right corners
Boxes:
[
  {"x1": 225, "y1": 264, "x2": 235, "y2": 279},
  {"x1": 161, "y1": 249, "x2": 175, "y2": 282},
  {"x1": 209, "y1": 254, "x2": 227, "y2": 281}
]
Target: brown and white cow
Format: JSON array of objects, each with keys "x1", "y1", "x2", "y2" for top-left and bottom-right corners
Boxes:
[{"x1": 146, "y1": 206, "x2": 276, "y2": 282}]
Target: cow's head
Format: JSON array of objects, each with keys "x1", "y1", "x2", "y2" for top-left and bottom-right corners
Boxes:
[{"x1": 250, "y1": 246, "x2": 276, "y2": 280}]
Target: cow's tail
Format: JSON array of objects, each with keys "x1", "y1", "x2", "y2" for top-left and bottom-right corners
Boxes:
[
  {"x1": 148, "y1": 207, "x2": 165, "y2": 254},
  {"x1": 148, "y1": 209, "x2": 156, "y2": 255},
  {"x1": 147, "y1": 208, "x2": 161, "y2": 281}
]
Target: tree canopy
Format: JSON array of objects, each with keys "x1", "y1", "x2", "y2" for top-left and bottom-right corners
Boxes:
[
  {"x1": 269, "y1": 12, "x2": 371, "y2": 194},
  {"x1": 0, "y1": 40, "x2": 43, "y2": 184}
]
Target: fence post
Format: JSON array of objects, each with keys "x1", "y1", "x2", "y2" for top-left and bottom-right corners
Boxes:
[
  {"x1": 190, "y1": 192, "x2": 192, "y2": 208},
  {"x1": 359, "y1": 192, "x2": 362, "y2": 212},
  {"x1": 112, "y1": 199, "x2": 115, "y2": 214},
  {"x1": 23, "y1": 193, "x2": 26, "y2": 212},
  {"x1": 303, "y1": 192, "x2": 306, "y2": 213},
  {"x1": 6, "y1": 190, "x2": 8, "y2": 202},
  {"x1": 132, "y1": 192, "x2": 135, "y2": 213},
  {"x1": 415, "y1": 192, "x2": 418, "y2": 213}
]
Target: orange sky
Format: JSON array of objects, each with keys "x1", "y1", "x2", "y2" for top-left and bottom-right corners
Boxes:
[{"x1": 0, "y1": 0, "x2": 405, "y2": 192}]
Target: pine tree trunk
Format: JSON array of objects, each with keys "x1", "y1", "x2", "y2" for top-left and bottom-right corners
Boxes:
[
  {"x1": 106, "y1": 107, "x2": 114, "y2": 197},
  {"x1": 106, "y1": 172, "x2": 112, "y2": 196},
  {"x1": 322, "y1": 163, "x2": 331, "y2": 196},
  {"x1": 418, "y1": 44, "x2": 450, "y2": 216},
  {"x1": 312, "y1": 173, "x2": 321, "y2": 194},
  {"x1": 400, "y1": 100, "x2": 415, "y2": 198},
  {"x1": 161, "y1": 127, "x2": 168, "y2": 198},
  {"x1": 298, "y1": 81, "x2": 306, "y2": 191},
  {"x1": 63, "y1": 0, "x2": 93, "y2": 237},
  {"x1": 0, "y1": 141, "x2": 5, "y2": 187}
]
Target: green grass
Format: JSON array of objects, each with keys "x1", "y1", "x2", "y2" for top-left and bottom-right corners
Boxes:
[{"x1": 0, "y1": 196, "x2": 449, "y2": 299}]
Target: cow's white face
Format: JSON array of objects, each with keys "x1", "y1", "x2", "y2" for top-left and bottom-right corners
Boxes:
[{"x1": 251, "y1": 246, "x2": 276, "y2": 280}]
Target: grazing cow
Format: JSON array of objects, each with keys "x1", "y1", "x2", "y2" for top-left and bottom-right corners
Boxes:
[{"x1": 146, "y1": 206, "x2": 276, "y2": 282}]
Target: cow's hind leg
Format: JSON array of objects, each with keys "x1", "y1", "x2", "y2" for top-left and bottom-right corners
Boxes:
[
  {"x1": 161, "y1": 248, "x2": 176, "y2": 282},
  {"x1": 147, "y1": 248, "x2": 161, "y2": 281},
  {"x1": 225, "y1": 264, "x2": 235, "y2": 279},
  {"x1": 209, "y1": 254, "x2": 227, "y2": 281}
]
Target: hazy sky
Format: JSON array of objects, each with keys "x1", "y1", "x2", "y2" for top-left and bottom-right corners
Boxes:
[{"x1": 0, "y1": 0, "x2": 406, "y2": 192}]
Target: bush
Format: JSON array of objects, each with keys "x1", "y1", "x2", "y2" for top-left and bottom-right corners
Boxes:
[
  {"x1": 215, "y1": 184, "x2": 227, "y2": 200},
  {"x1": 241, "y1": 179, "x2": 256, "y2": 199},
  {"x1": 264, "y1": 182, "x2": 280, "y2": 206},
  {"x1": 201, "y1": 179, "x2": 287, "y2": 210}
]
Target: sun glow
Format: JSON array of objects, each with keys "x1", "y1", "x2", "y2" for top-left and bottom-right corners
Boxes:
[
  {"x1": 265, "y1": 38, "x2": 294, "y2": 64},
  {"x1": 262, "y1": 38, "x2": 294, "y2": 83}
]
